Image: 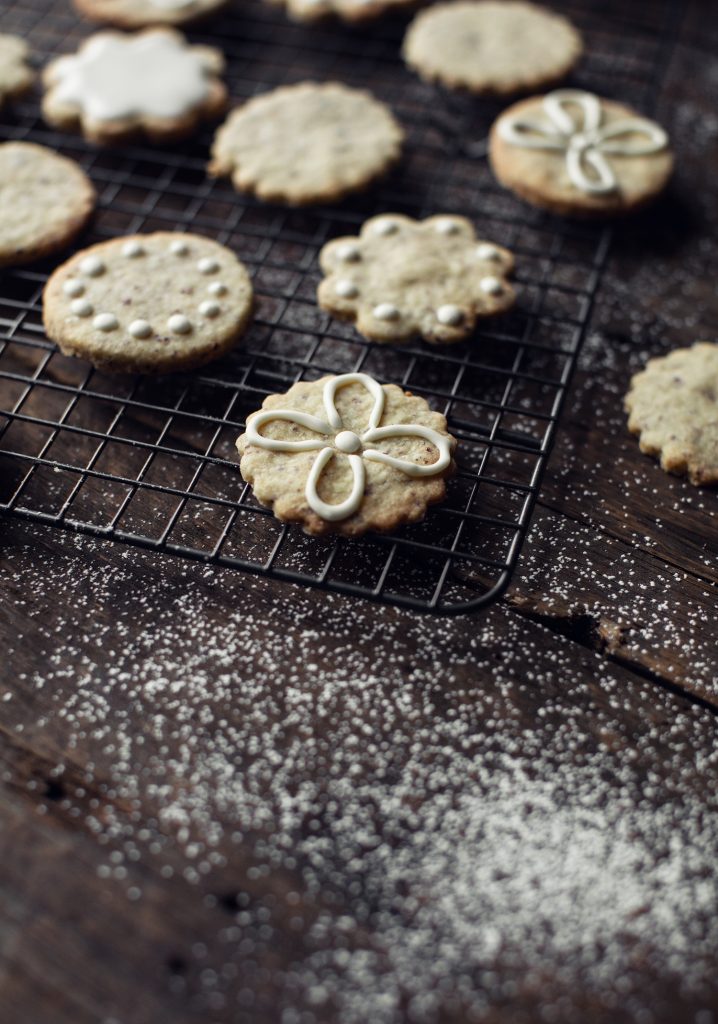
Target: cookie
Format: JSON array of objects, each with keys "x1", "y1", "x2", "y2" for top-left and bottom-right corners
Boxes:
[
  {"x1": 625, "y1": 343, "x2": 718, "y2": 487},
  {"x1": 0, "y1": 143, "x2": 96, "y2": 269},
  {"x1": 403, "y1": 1, "x2": 582, "y2": 95},
  {"x1": 43, "y1": 232, "x2": 253, "y2": 374},
  {"x1": 42, "y1": 29, "x2": 226, "y2": 145},
  {"x1": 209, "y1": 82, "x2": 403, "y2": 206},
  {"x1": 266, "y1": 0, "x2": 415, "y2": 25},
  {"x1": 490, "y1": 89, "x2": 673, "y2": 218},
  {"x1": 317, "y1": 214, "x2": 515, "y2": 345},
  {"x1": 72, "y1": 0, "x2": 227, "y2": 29},
  {"x1": 237, "y1": 372, "x2": 457, "y2": 536},
  {"x1": 0, "y1": 34, "x2": 35, "y2": 109}
]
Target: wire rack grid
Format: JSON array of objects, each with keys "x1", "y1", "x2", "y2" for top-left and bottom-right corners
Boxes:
[{"x1": 0, "y1": 0, "x2": 679, "y2": 613}]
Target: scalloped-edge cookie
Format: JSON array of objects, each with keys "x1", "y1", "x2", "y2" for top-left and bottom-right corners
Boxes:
[
  {"x1": 43, "y1": 232, "x2": 253, "y2": 374},
  {"x1": 403, "y1": 1, "x2": 582, "y2": 95},
  {"x1": 237, "y1": 372, "x2": 457, "y2": 536},
  {"x1": 72, "y1": 0, "x2": 228, "y2": 29},
  {"x1": 318, "y1": 214, "x2": 515, "y2": 345},
  {"x1": 209, "y1": 82, "x2": 403, "y2": 206},
  {"x1": 0, "y1": 34, "x2": 35, "y2": 109},
  {"x1": 625, "y1": 342, "x2": 718, "y2": 487},
  {"x1": 42, "y1": 29, "x2": 226, "y2": 145}
]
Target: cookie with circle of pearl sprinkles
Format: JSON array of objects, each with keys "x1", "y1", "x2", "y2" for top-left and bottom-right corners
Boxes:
[
  {"x1": 237, "y1": 372, "x2": 457, "y2": 537},
  {"x1": 43, "y1": 232, "x2": 253, "y2": 374},
  {"x1": 317, "y1": 214, "x2": 515, "y2": 345}
]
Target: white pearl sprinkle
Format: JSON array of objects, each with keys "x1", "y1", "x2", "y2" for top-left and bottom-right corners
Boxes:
[
  {"x1": 373, "y1": 303, "x2": 400, "y2": 321},
  {"x1": 170, "y1": 240, "x2": 189, "y2": 256},
  {"x1": 199, "y1": 300, "x2": 221, "y2": 318},
  {"x1": 70, "y1": 298, "x2": 93, "y2": 317},
  {"x1": 435, "y1": 219, "x2": 461, "y2": 235},
  {"x1": 477, "y1": 244, "x2": 501, "y2": 261},
  {"x1": 129, "y1": 319, "x2": 152, "y2": 339},
  {"x1": 372, "y1": 218, "x2": 399, "y2": 237},
  {"x1": 208, "y1": 282, "x2": 227, "y2": 296},
  {"x1": 93, "y1": 313, "x2": 118, "y2": 331},
  {"x1": 436, "y1": 304, "x2": 464, "y2": 326},
  {"x1": 79, "y1": 255, "x2": 105, "y2": 277},
  {"x1": 168, "y1": 314, "x2": 192, "y2": 334},
  {"x1": 480, "y1": 276, "x2": 504, "y2": 295},
  {"x1": 197, "y1": 258, "x2": 219, "y2": 275},
  {"x1": 63, "y1": 279, "x2": 84, "y2": 298},
  {"x1": 122, "y1": 240, "x2": 144, "y2": 258},
  {"x1": 335, "y1": 280, "x2": 359, "y2": 299},
  {"x1": 336, "y1": 243, "x2": 361, "y2": 263}
]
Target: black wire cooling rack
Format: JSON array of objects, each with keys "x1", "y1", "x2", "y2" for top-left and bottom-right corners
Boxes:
[{"x1": 0, "y1": 0, "x2": 679, "y2": 613}]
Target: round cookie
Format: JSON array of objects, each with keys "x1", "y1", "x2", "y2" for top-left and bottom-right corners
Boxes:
[
  {"x1": 318, "y1": 214, "x2": 515, "y2": 345},
  {"x1": 237, "y1": 372, "x2": 457, "y2": 537},
  {"x1": 0, "y1": 143, "x2": 96, "y2": 269},
  {"x1": 43, "y1": 232, "x2": 253, "y2": 374},
  {"x1": 265, "y1": 0, "x2": 416, "y2": 25},
  {"x1": 403, "y1": 1, "x2": 582, "y2": 95},
  {"x1": 489, "y1": 89, "x2": 673, "y2": 218},
  {"x1": 209, "y1": 82, "x2": 404, "y2": 206},
  {"x1": 625, "y1": 342, "x2": 718, "y2": 487},
  {"x1": 72, "y1": 0, "x2": 228, "y2": 28},
  {"x1": 0, "y1": 34, "x2": 35, "y2": 109},
  {"x1": 42, "y1": 29, "x2": 226, "y2": 145}
]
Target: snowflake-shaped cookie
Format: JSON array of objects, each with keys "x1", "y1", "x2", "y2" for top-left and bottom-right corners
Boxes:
[
  {"x1": 0, "y1": 34, "x2": 35, "y2": 109},
  {"x1": 237, "y1": 372, "x2": 457, "y2": 536},
  {"x1": 42, "y1": 29, "x2": 226, "y2": 145},
  {"x1": 318, "y1": 215, "x2": 515, "y2": 345}
]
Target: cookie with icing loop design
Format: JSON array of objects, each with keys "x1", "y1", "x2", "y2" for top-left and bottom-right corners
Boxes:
[
  {"x1": 490, "y1": 89, "x2": 673, "y2": 217},
  {"x1": 72, "y1": 0, "x2": 228, "y2": 29},
  {"x1": 209, "y1": 82, "x2": 403, "y2": 206},
  {"x1": 43, "y1": 232, "x2": 253, "y2": 374},
  {"x1": 318, "y1": 214, "x2": 515, "y2": 345},
  {"x1": 0, "y1": 34, "x2": 35, "y2": 109},
  {"x1": 266, "y1": 0, "x2": 415, "y2": 25},
  {"x1": 403, "y1": 1, "x2": 582, "y2": 95},
  {"x1": 42, "y1": 29, "x2": 226, "y2": 145},
  {"x1": 0, "y1": 143, "x2": 96, "y2": 269},
  {"x1": 238, "y1": 373, "x2": 457, "y2": 536},
  {"x1": 625, "y1": 343, "x2": 718, "y2": 487}
]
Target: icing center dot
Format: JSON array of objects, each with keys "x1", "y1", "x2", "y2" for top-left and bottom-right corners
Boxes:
[{"x1": 334, "y1": 430, "x2": 362, "y2": 454}]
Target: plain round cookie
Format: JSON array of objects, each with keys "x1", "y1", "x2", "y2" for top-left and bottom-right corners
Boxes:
[
  {"x1": 403, "y1": 1, "x2": 582, "y2": 95},
  {"x1": 0, "y1": 34, "x2": 35, "y2": 109},
  {"x1": 0, "y1": 143, "x2": 96, "y2": 269},
  {"x1": 42, "y1": 29, "x2": 226, "y2": 145},
  {"x1": 43, "y1": 232, "x2": 253, "y2": 374},
  {"x1": 489, "y1": 91, "x2": 673, "y2": 218},
  {"x1": 72, "y1": 0, "x2": 228, "y2": 28},
  {"x1": 625, "y1": 342, "x2": 718, "y2": 487},
  {"x1": 209, "y1": 82, "x2": 404, "y2": 206},
  {"x1": 237, "y1": 373, "x2": 457, "y2": 537},
  {"x1": 265, "y1": 0, "x2": 416, "y2": 25}
]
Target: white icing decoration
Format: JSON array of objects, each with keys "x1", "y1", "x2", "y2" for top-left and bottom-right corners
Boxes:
[
  {"x1": 480, "y1": 277, "x2": 504, "y2": 296},
  {"x1": 476, "y1": 244, "x2": 501, "y2": 261},
  {"x1": 149, "y1": 0, "x2": 194, "y2": 9},
  {"x1": 208, "y1": 281, "x2": 227, "y2": 296},
  {"x1": 197, "y1": 257, "x2": 219, "y2": 275},
  {"x1": 336, "y1": 243, "x2": 361, "y2": 263},
  {"x1": 122, "y1": 240, "x2": 144, "y2": 258},
  {"x1": 434, "y1": 219, "x2": 461, "y2": 235},
  {"x1": 129, "y1": 319, "x2": 152, "y2": 338},
  {"x1": 170, "y1": 240, "x2": 189, "y2": 256},
  {"x1": 49, "y1": 31, "x2": 215, "y2": 124},
  {"x1": 497, "y1": 89, "x2": 668, "y2": 196},
  {"x1": 168, "y1": 314, "x2": 192, "y2": 334},
  {"x1": 436, "y1": 304, "x2": 464, "y2": 326},
  {"x1": 94, "y1": 313, "x2": 118, "y2": 331},
  {"x1": 79, "y1": 255, "x2": 104, "y2": 277},
  {"x1": 372, "y1": 218, "x2": 399, "y2": 236},
  {"x1": 335, "y1": 280, "x2": 358, "y2": 299},
  {"x1": 63, "y1": 279, "x2": 84, "y2": 297},
  {"x1": 245, "y1": 372, "x2": 451, "y2": 523},
  {"x1": 373, "y1": 303, "x2": 400, "y2": 321},
  {"x1": 199, "y1": 300, "x2": 220, "y2": 318},
  {"x1": 71, "y1": 298, "x2": 93, "y2": 317}
]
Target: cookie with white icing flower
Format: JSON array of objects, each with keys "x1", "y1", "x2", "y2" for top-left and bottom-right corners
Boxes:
[
  {"x1": 403, "y1": 1, "x2": 582, "y2": 95},
  {"x1": 43, "y1": 232, "x2": 253, "y2": 374},
  {"x1": 489, "y1": 89, "x2": 673, "y2": 218},
  {"x1": 42, "y1": 29, "x2": 226, "y2": 145},
  {"x1": 237, "y1": 373, "x2": 457, "y2": 537},
  {"x1": 0, "y1": 34, "x2": 35, "y2": 109},
  {"x1": 72, "y1": 0, "x2": 227, "y2": 29},
  {"x1": 209, "y1": 82, "x2": 403, "y2": 206},
  {"x1": 318, "y1": 214, "x2": 515, "y2": 345},
  {"x1": 0, "y1": 143, "x2": 96, "y2": 269},
  {"x1": 625, "y1": 342, "x2": 718, "y2": 487},
  {"x1": 266, "y1": 0, "x2": 415, "y2": 25}
]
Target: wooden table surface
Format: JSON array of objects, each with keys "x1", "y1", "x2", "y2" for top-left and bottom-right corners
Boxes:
[{"x1": 2, "y1": 2, "x2": 718, "y2": 1023}]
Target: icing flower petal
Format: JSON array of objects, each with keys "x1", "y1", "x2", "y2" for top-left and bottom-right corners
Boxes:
[
  {"x1": 595, "y1": 118, "x2": 668, "y2": 157},
  {"x1": 245, "y1": 408, "x2": 332, "y2": 452},
  {"x1": 544, "y1": 89, "x2": 602, "y2": 135},
  {"x1": 362, "y1": 424, "x2": 453, "y2": 477},
  {"x1": 305, "y1": 448, "x2": 366, "y2": 521},
  {"x1": 565, "y1": 144, "x2": 616, "y2": 196},
  {"x1": 322, "y1": 371, "x2": 385, "y2": 432}
]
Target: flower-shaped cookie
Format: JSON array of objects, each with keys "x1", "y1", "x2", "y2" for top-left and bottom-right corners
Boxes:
[
  {"x1": 318, "y1": 215, "x2": 515, "y2": 345},
  {"x1": 42, "y1": 29, "x2": 226, "y2": 145},
  {"x1": 237, "y1": 373, "x2": 457, "y2": 536},
  {"x1": 0, "y1": 34, "x2": 35, "y2": 109}
]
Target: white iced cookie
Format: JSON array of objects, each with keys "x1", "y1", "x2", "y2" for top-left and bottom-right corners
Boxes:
[
  {"x1": 43, "y1": 232, "x2": 253, "y2": 374},
  {"x1": 41, "y1": 29, "x2": 227, "y2": 145},
  {"x1": 72, "y1": 0, "x2": 228, "y2": 29},
  {"x1": 0, "y1": 34, "x2": 35, "y2": 109}
]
